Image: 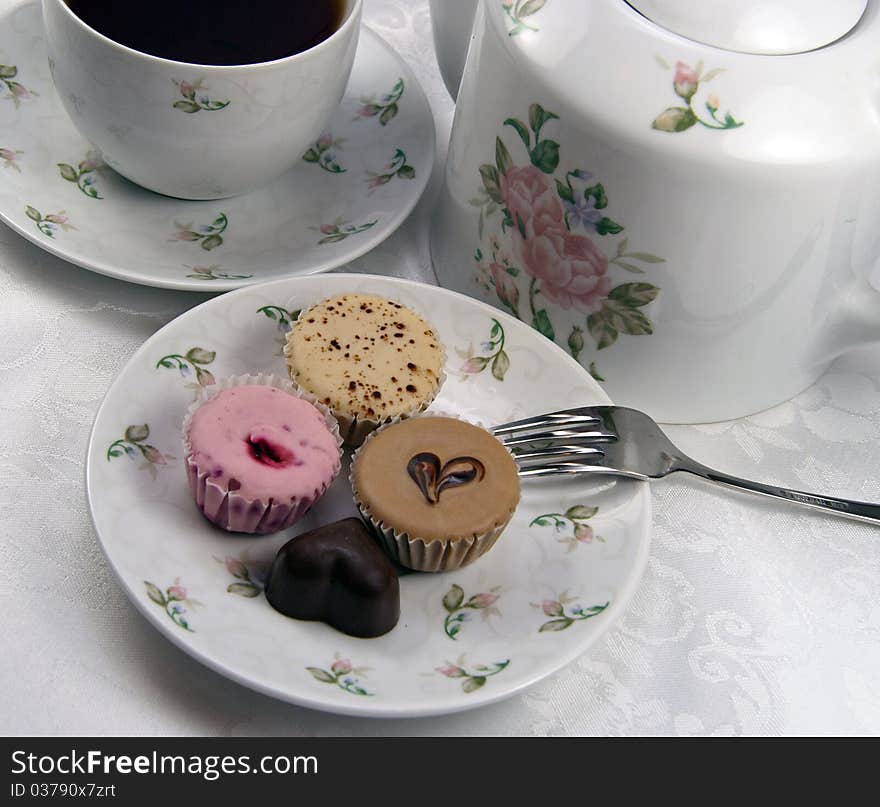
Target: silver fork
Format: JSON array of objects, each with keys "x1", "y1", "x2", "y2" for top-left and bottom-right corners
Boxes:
[{"x1": 493, "y1": 405, "x2": 880, "y2": 525}]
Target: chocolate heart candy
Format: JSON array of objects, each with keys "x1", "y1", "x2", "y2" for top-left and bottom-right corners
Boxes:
[
  {"x1": 407, "y1": 452, "x2": 485, "y2": 504},
  {"x1": 265, "y1": 517, "x2": 400, "y2": 638}
]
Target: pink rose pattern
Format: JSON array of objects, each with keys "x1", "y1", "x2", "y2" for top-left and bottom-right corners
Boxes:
[
  {"x1": 216, "y1": 551, "x2": 270, "y2": 598},
  {"x1": 442, "y1": 584, "x2": 502, "y2": 640},
  {"x1": 472, "y1": 103, "x2": 664, "y2": 380},
  {"x1": 355, "y1": 77, "x2": 404, "y2": 126},
  {"x1": 531, "y1": 592, "x2": 609, "y2": 633},
  {"x1": 172, "y1": 78, "x2": 229, "y2": 113},
  {"x1": 156, "y1": 347, "x2": 216, "y2": 388},
  {"x1": 0, "y1": 63, "x2": 38, "y2": 107},
  {"x1": 458, "y1": 317, "x2": 510, "y2": 381},
  {"x1": 435, "y1": 658, "x2": 510, "y2": 693},
  {"x1": 652, "y1": 58, "x2": 744, "y2": 133},
  {"x1": 57, "y1": 150, "x2": 105, "y2": 199},
  {"x1": 531, "y1": 505, "x2": 606, "y2": 553},
  {"x1": 145, "y1": 579, "x2": 199, "y2": 632},
  {"x1": 107, "y1": 423, "x2": 173, "y2": 480},
  {"x1": 307, "y1": 655, "x2": 373, "y2": 696},
  {"x1": 25, "y1": 206, "x2": 75, "y2": 238}
]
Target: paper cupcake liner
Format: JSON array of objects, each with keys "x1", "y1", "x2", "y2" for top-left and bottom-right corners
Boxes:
[
  {"x1": 182, "y1": 373, "x2": 343, "y2": 534},
  {"x1": 349, "y1": 410, "x2": 520, "y2": 572},
  {"x1": 283, "y1": 294, "x2": 447, "y2": 447}
]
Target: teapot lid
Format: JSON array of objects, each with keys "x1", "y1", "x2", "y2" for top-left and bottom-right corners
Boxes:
[{"x1": 625, "y1": 0, "x2": 868, "y2": 54}]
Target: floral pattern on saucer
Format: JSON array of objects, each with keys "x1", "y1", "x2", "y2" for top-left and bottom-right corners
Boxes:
[
  {"x1": 0, "y1": 7, "x2": 434, "y2": 291},
  {"x1": 145, "y1": 579, "x2": 199, "y2": 632},
  {"x1": 436, "y1": 657, "x2": 510, "y2": 693},
  {"x1": 156, "y1": 347, "x2": 216, "y2": 387},
  {"x1": 107, "y1": 423, "x2": 172, "y2": 479},
  {"x1": 0, "y1": 62, "x2": 37, "y2": 106},
  {"x1": 86, "y1": 274, "x2": 650, "y2": 717},
  {"x1": 307, "y1": 656, "x2": 373, "y2": 697}
]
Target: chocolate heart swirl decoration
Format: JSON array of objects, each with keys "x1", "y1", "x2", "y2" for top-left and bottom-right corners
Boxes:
[{"x1": 407, "y1": 452, "x2": 486, "y2": 504}]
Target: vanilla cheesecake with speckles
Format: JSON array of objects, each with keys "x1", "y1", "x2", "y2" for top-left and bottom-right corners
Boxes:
[{"x1": 284, "y1": 293, "x2": 444, "y2": 445}]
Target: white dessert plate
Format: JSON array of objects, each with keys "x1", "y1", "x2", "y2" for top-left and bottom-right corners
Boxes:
[
  {"x1": 85, "y1": 274, "x2": 651, "y2": 718},
  {"x1": 0, "y1": 2, "x2": 434, "y2": 290}
]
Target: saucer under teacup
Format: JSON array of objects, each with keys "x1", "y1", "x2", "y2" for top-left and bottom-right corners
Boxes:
[{"x1": 0, "y1": 1, "x2": 434, "y2": 290}]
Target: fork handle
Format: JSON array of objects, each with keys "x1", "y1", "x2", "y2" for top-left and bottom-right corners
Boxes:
[{"x1": 679, "y1": 461, "x2": 880, "y2": 525}]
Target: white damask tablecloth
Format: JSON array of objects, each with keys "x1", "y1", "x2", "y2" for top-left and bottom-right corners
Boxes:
[{"x1": 2, "y1": 0, "x2": 879, "y2": 736}]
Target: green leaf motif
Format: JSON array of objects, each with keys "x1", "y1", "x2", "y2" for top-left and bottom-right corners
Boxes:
[
  {"x1": 516, "y1": 212, "x2": 527, "y2": 239},
  {"x1": 566, "y1": 505, "x2": 599, "y2": 520},
  {"x1": 532, "y1": 309, "x2": 555, "y2": 341},
  {"x1": 306, "y1": 667, "x2": 336, "y2": 684},
  {"x1": 443, "y1": 584, "x2": 464, "y2": 612},
  {"x1": 504, "y1": 117, "x2": 531, "y2": 149},
  {"x1": 144, "y1": 582, "x2": 165, "y2": 606},
  {"x1": 173, "y1": 100, "x2": 201, "y2": 113},
  {"x1": 201, "y1": 234, "x2": 223, "y2": 250},
  {"x1": 495, "y1": 136, "x2": 514, "y2": 175},
  {"x1": 462, "y1": 676, "x2": 486, "y2": 693},
  {"x1": 532, "y1": 516, "x2": 553, "y2": 527},
  {"x1": 396, "y1": 164, "x2": 416, "y2": 180},
  {"x1": 528, "y1": 103, "x2": 558, "y2": 136},
  {"x1": 652, "y1": 106, "x2": 697, "y2": 132},
  {"x1": 540, "y1": 618, "x2": 574, "y2": 632},
  {"x1": 604, "y1": 300, "x2": 653, "y2": 335},
  {"x1": 227, "y1": 582, "x2": 261, "y2": 598},
  {"x1": 491, "y1": 350, "x2": 510, "y2": 381},
  {"x1": 609, "y1": 282, "x2": 660, "y2": 308},
  {"x1": 302, "y1": 149, "x2": 319, "y2": 163},
  {"x1": 587, "y1": 310, "x2": 619, "y2": 350},
  {"x1": 555, "y1": 179, "x2": 575, "y2": 204},
  {"x1": 584, "y1": 183, "x2": 608, "y2": 210},
  {"x1": 186, "y1": 347, "x2": 215, "y2": 365},
  {"x1": 58, "y1": 163, "x2": 77, "y2": 182},
  {"x1": 0, "y1": 64, "x2": 17, "y2": 78},
  {"x1": 518, "y1": 0, "x2": 547, "y2": 17},
  {"x1": 379, "y1": 103, "x2": 398, "y2": 125},
  {"x1": 596, "y1": 217, "x2": 624, "y2": 235},
  {"x1": 125, "y1": 424, "x2": 149, "y2": 442},
  {"x1": 626, "y1": 252, "x2": 665, "y2": 263},
  {"x1": 479, "y1": 163, "x2": 503, "y2": 204},
  {"x1": 25, "y1": 205, "x2": 40, "y2": 221},
  {"x1": 530, "y1": 139, "x2": 560, "y2": 174}
]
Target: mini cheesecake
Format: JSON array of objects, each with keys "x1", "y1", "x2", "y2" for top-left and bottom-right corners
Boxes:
[
  {"x1": 351, "y1": 415, "x2": 520, "y2": 572},
  {"x1": 284, "y1": 293, "x2": 444, "y2": 445}
]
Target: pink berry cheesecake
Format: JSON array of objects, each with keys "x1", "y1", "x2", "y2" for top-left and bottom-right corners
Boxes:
[{"x1": 184, "y1": 377, "x2": 342, "y2": 533}]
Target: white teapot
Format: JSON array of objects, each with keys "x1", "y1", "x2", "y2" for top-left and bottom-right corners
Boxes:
[{"x1": 429, "y1": 0, "x2": 880, "y2": 422}]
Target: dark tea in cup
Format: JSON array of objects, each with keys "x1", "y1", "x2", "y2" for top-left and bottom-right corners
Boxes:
[{"x1": 64, "y1": 0, "x2": 346, "y2": 65}]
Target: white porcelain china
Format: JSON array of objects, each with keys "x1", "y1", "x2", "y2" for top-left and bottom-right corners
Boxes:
[
  {"x1": 85, "y1": 274, "x2": 651, "y2": 717},
  {"x1": 0, "y1": 2, "x2": 433, "y2": 290},
  {"x1": 42, "y1": 0, "x2": 362, "y2": 199},
  {"x1": 429, "y1": 0, "x2": 880, "y2": 423}
]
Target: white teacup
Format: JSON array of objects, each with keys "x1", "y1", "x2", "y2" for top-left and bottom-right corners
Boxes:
[{"x1": 42, "y1": 0, "x2": 362, "y2": 200}]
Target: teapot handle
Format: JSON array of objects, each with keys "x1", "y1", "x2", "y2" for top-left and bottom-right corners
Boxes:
[{"x1": 430, "y1": 0, "x2": 479, "y2": 100}]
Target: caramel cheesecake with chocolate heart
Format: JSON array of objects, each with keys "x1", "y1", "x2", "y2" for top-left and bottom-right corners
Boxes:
[{"x1": 351, "y1": 415, "x2": 520, "y2": 572}]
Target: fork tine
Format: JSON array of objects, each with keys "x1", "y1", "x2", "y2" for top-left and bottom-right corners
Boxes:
[
  {"x1": 501, "y1": 426, "x2": 617, "y2": 447},
  {"x1": 510, "y1": 443, "x2": 606, "y2": 463},
  {"x1": 518, "y1": 462, "x2": 613, "y2": 478},
  {"x1": 518, "y1": 462, "x2": 645, "y2": 480},
  {"x1": 491, "y1": 406, "x2": 608, "y2": 437}
]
